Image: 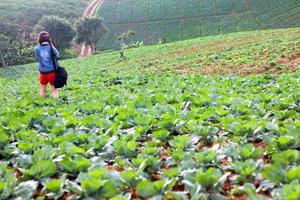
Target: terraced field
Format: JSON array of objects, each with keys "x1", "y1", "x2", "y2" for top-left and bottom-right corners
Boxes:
[
  {"x1": 0, "y1": 28, "x2": 299, "y2": 199},
  {"x1": 97, "y1": 0, "x2": 300, "y2": 50}
]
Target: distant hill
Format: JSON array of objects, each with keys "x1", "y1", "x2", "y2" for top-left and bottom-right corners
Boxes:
[
  {"x1": 97, "y1": 0, "x2": 300, "y2": 50},
  {"x1": 0, "y1": 0, "x2": 89, "y2": 35}
]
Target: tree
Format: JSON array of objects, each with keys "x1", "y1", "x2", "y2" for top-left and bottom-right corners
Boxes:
[
  {"x1": 75, "y1": 16, "x2": 108, "y2": 53},
  {"x1": 118, "y1": 30, "x2": 136, "y2": 47},
  {"x1": 34, "y1": 16, "x2": 75, "y2": 50},
  {"x1": 0, "y1": 34, "x2": 33, "y2": 67},
  {"x1": 0, "y1": 22, "x2": 22, "y2": 39},
  {"x1": 117, "y1": 30, "x2": 142, "y2": 61},
  {"x1": 0, "y1": 21, "x2": 34, "y2": 67},
  {"x1": 0, "y1": 34, "x2": 11, "y2": 67}
]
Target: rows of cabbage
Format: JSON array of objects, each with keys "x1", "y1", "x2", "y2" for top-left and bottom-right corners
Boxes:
[{"x1": 0, "y1": 71, "x2": 299, "y2": 199}]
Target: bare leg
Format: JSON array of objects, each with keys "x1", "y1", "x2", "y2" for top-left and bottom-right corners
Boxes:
[
  {"x1": 40, "y1": 84, "x2": 47, "y2": 97},
  {"x1": 51, "y1": 85, "x2": 59, "y2": 99}
]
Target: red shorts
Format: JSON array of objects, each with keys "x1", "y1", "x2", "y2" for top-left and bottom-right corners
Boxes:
[{"x1": 39, "y1": 71, "x2": 56, "y2": 85}]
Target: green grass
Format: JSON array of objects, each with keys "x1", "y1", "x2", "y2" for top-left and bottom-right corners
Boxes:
[
  {"x1": 0, "y1": 29, "x2": 299, "y2": 199},
  {"x1": 97, "y1": 0, "x2": 300, "y2": 50}
]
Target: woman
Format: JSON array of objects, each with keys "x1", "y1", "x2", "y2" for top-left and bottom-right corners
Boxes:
[{"x1": 34, "y1": 31, "x2": 59, "y2": 98}]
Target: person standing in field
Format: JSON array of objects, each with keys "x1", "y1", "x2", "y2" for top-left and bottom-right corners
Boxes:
[{"x1": 34, "y1": 31, "x2": 59, "y2": 98}]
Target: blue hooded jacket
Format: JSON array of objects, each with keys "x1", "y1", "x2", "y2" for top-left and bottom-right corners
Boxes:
[{"x1": 34, "y1": 43, "x2": 59, "y2": 73}]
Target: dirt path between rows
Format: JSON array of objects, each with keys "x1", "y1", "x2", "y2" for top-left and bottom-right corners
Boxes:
[{"x1": 80, "y1": 0, "x2": 104, "y2": 57}]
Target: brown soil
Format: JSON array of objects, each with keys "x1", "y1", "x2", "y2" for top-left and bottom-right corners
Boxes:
[
  {"x1": 32, "y1": 184, "x2": 44, "y2": 199},
  {"x1": 58, "y1": 192, "x2": 74, "y2": 200},
  {"x1": 161, "y1": 162, "x2": 169, "y2": 169},
  {"x1": 148, "y1": 49, "x2": 300, "y2": 76},
  {"x1": 169, "y1": 52, "x2": 300, "y2": 76},
  {"x1": 279, "y1": 53, "x2": 300, "y2": 64},
  {"x1": 257, "y1": 192, "x2": 273, "y2": 200},
  {"x1": 66, "y1": 174, "x2": 77, "y2": 181},
  {"x1": 172, "y1": 182, "x2": 185, "y2": 192},
  {"x1": 223, "y1": 177, "x2": 232, "y2": 195},
  {"x1": 251, "y1": 141, "x2": 268, "y2": 148},
  {"x1": 160, "y1": 150, "x2": 170, "y2": 159},
  {"x1": 128, "y1": 187, "x2": 146, "y2": 200},
  {"x1": 197, "y1": 142, "x2": 214, "y2": 150},
  {"x1": 15, "y1": 168, "x2": 23, "y2": 178},
  {"x1": 222, "y1": 172, "x2": 237, "y2": 197},
  {"x1": 150, "y1": 172, "x2": 163, "y2": 181},
  {"x1": 259, "y1": 154, "x2": 271, "y2": 164},
  {"x1": 232, "y1": 195, "x2": 247, "y2": 200},
  {"x1": 251, "y1": 140, "x2": 270, "y2": 164},
  {"x1": 221, "y1": 156, "x2": 230, "y2": 166},
  {"x1": 127, "y1": 187, "x2": 148, "y2": 200},
  {"x1": 105, "y1": 164, "x2": 124, "y2": 172},
  {"x1": 254, "y1": 179, "x2": 261, "y2": 187}
]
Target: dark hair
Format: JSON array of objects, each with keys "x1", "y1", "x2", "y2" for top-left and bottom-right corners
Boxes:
[{"x1": 37, "y1": 31, "x2": 51, "y2": 44}]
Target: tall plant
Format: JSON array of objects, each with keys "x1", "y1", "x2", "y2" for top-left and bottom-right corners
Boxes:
[{"x1": 74, "y1": 16, "x2": 108, "y2": 54}]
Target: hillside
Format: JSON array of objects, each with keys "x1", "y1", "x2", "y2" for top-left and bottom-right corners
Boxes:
[
  {"x1": 97, "y1": 0, "x2": 300, "y2": 49},
  {"x1": 0, "y1": 0, "x2": 89, "y2": 33},
  {"x1": 0, "y1": 29, "x2": 299, "y2": 199}
]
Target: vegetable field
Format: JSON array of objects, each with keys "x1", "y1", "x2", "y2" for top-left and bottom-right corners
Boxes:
[
  {"x1": 97, "y1": 0, "x2": 300, "y2": 50},
  {"x1": 0, "y1": 28, "x2": 300, "y2": 199}
]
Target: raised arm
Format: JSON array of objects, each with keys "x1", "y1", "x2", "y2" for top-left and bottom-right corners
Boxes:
[
  {"x1": 52, "y1": 46, "x2": 60, "y2": 58},
  {"x1": 34, "y1": 47, "x2": 40, "y2": 61}
]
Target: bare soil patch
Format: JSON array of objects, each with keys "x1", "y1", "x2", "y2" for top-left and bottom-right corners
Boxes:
[
  {"x1": 160, "y1": 53, "x2": 300, "y2": 76},
  {"x1": 279, "y1": 53, "x2": 300, "y2": 64}
]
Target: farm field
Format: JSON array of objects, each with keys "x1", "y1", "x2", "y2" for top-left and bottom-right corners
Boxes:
[
  {"x1": 0, "y1": 0, "x2": 89, "y2": 31},
  {"x1": 97, "y1": 0, "x2": 300, "y2": 50},
  {"x1": 0, "y1": 28, "x2": 300, "y2": 199}
]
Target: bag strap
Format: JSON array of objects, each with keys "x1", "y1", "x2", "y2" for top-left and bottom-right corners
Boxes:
[{"x1": 49, "y1": 42, "x2": 58, "y2": 71}]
